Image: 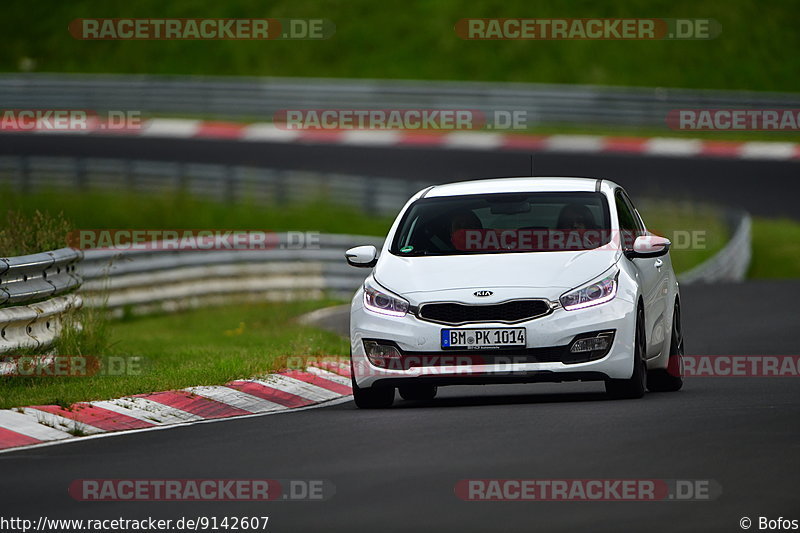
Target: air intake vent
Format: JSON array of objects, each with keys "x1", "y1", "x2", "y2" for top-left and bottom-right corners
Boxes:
[{"x1": 418, "y1": 299, "x2": 551, "y2": 325}]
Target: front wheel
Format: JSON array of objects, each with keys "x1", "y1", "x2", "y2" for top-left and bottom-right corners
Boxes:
[
  {"x1": 606, "y1": 306, "x2": 647, "y2": 400},
  {"x1": 351, "y1": 359, "x2": 394, "y2": 409},
  {"x1": 647, "y1": 301, "x2": 684, "y2": 392}
]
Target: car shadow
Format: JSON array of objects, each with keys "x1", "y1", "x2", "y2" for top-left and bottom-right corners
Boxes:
[{"x1": 388, "y1": 389, "x2": 616, "y2": 409}]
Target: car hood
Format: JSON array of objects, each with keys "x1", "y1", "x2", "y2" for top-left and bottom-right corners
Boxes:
[{"x1": 374, "y1": 249, "x2": 621, "y2": 296}]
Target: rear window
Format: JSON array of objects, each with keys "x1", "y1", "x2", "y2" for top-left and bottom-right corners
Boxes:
[{"x1": 391, "y1": 192, "x2": 611, "y2": 256}]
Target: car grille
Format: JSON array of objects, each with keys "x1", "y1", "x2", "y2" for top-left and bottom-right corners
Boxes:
[{"x1": 417, "y1": 299, "x2": 551, "y2": 325}]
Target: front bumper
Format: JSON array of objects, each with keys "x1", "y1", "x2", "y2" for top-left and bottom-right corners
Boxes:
[{"x1": 350, "y1": 289, "x2": 637, "y2": 388}]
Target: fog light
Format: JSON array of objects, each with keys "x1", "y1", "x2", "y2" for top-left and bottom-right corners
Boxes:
[
  {"x1": 364, "y1": 340, "x2": 402, "y2": 368},
  {"x1": 564, "y1": 331, "x2": 615, "y2": 364},
  {"x1": 570, "y1": 336, "x2": 610, "y2": 353}
]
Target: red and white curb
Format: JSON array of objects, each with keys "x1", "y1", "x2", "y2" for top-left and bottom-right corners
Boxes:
[
  {"x1": 2, "y1": 118, "x2": 799, "y2": 161},
  {"x1": 0, "y1": 362, "x2": 351, "y2": 453}
]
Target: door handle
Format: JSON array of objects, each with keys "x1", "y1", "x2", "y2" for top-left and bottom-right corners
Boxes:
[{"x1": 654, "y1": 259, "x2": 664, "y2": 269}]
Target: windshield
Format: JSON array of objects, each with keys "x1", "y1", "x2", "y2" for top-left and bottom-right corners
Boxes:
[{"x1": 391, "y1": 192, "x2": 611, "y2": 256}]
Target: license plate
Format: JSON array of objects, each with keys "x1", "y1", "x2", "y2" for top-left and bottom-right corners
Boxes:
[{"x1": 441, "y1": 328, "x2": 526, "y2": 350}]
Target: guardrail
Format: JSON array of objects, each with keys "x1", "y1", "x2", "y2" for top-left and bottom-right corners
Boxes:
[
  {"x1": 0, "y1": 248, "x2": 82, "y2": 306},
  {"x1": 72, "y1": 209, "x2": 758, "y2": 313},
  {"x1": 2, "y1": 73, "x2": 799, "y2": 128},
  {"x1": 0, "y1": 155, "x2": 427, "y2": 216},
  {"x1": 678, "y1": 211, "x2": 752, "y2": 284},
  {"x1": 79, "y1": 233, "x2": 383, "y2": 314},
  {"x1": 0, "y1": 216, "x2": 751, "y2": 353},
  {"x1": 0, "y1": 247, "x2": 83, "y2": 354},
  {"x1": 0, "y1": 234, "x2": 380, "y2": 353},
  {"x1": 0, "y1": 160, "x2": 752, "y2": 352},
  {"x1": 0, "y1": 294, "x2": 81, "y2": 353},
  {"x1": 0, "y1": 154, "x2": 755, "y2": 286}
]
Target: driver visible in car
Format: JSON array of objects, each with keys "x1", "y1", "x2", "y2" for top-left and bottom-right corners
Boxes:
[
  {"x1": 556, "y1": 203, "x2": 601, "y2": 250},
  {"x1": 426, "y1": 209, "x2": 483, "y2": 251},
  {"x1": 557, "y1": 203, "x2": 598, "y2": 230}
]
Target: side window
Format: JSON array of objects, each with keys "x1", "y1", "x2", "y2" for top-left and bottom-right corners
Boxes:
[
  {"x1": 620, "y1": 190, "x2": 646, "y2": 234},
  {"x1": 615, "y1": 189, "x2": 640, "y2": 249}
]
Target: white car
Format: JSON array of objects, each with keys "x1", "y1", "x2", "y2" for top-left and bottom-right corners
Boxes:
[{"x1": 346, "y1": 177, "x2": 684, "y2": 408}]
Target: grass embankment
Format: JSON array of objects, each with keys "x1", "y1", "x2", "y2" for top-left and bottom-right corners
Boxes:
[
  {"x1": 0, "y1": 300, "x2": 348, "y2": 409},
  {"x1": 1, "y1": 187, "x2": 726, "y2": 274},
  {"x1": 3, "y1": 0, "x2": 798, "y2": 93},
  {"x1": 749, "y1": 219, "x2": 800, "y2": 278},
  {"x1": 1, "y1": 187, "x2": 787, "y2": 409},
  {"x1": 638, "y1": 201, "x2": 728, "y2": 274},
  {"x1": 1, "y1": 188, "x2": 395, "y2": 238},
  {"x1": 0, "y1": 210, "x2": 72, "y2": 256}
]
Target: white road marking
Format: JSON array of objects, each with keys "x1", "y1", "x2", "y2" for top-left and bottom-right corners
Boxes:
[
  {"x1": 19, "y1": 408, "x2": 105, "y2": 435},
  {"x1": 740, "y1": 142, "x2": 797, "y2": 160},
  {"x1": 546, "y1": 135, "x2": 604, "y2": 152},
  {"x1": 0, "y1": 396, "x2": 353, "y2": 455},
  {"x1": 443, "y1": 133, "x2": 504, "y2": 150},
  {"x1": 306, "y1": 366, "x2": 352, "y2": 387},
  {"x1": 0, "y1": 410, "x2": 73, "y2": 441},
  {"x1": 644, "y1": 137, "x2": 703, "y2": 156},
  {"x1": 253, "y1": 375, "x2": 341, "y2": 402},
  {"x1": 140, "y1": 119, "x2": 202, "y2": 137},
  {"x1": 340, "y1": 130, "x2": 402, "y2": 145},
  {"x1": 92, "y1": 397, "x2": 203, "y2": 425},
  {"x1": 241, "y1": 123, "x2": 301, "y2": 142},
  {"x1": 184, "y1": 385, "x2": 287, "y2": 413}
]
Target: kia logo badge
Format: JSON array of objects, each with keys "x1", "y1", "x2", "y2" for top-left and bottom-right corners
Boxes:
[{"x1": 473, "y1": 290, "x2": 493, "y2": 297}]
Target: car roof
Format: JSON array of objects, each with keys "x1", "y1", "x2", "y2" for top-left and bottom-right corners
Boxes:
[{"x1": 423, "y1": 177, "x2": 619, "y2": 198}]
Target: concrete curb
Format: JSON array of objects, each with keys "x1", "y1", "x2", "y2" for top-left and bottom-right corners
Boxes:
[
  {"x1": 0, "y1": 361, "x2": 351, "y2": 453},
  {"x1": 1, "y1": 118, "x2": 798, "y2": 161}
]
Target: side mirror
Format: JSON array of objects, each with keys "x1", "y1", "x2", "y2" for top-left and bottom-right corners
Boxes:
[
  {"x1": 625, "y1": 235, "x2": 671, "y2": 259},
  {"x1": 345, "y1": 245, "x2": 378, "y2": 268}
]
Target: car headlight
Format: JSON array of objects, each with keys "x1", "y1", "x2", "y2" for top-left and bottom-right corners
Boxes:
[
  {"x1": 363, "y1": 278, "x2": 409, "y2": 317},
  {"x1": 560, "y1": 269, "x2": 619, "y2": 311}
]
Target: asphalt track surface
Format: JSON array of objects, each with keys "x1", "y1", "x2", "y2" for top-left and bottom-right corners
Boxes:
[
  {"x1": 0, "y1": 136, "x2": 798, "y2": 532},
  {"x1": 1, "y1": 281, "x2": 798, "y2": 533},
  {"x1": 1, "y1": 133, "x2": 799, "y2": 218}
]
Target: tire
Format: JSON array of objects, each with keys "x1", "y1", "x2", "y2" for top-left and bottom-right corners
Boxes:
[
  {"x1": 351, "y1": 359, "x2": 394, "y2": 409},
  {"x1": 399, "y1": 384, "x2": 438, "y2": 401},
  {"x1": 647, "y1": 301, "x2": 684, "y2": 392},
  {"x1": 606, "y1": 306, "x2": 647, "y2": 400}
]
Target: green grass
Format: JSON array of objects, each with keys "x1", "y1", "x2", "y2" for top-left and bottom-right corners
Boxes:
[
  {"x1": 2, "y1": 0, "x2": 798, "y2": 92},
  {"x1": 0, "y1": 187, "x2": 395, "y2": 241},
  {"x1": 638, "y1": 200, "x2": 728, "y2": 274},
  {"x1": 1, "y1": 187, "x2": 728, "y2": 273},
  {"x1": 53, "y1": 301, "x2": 113, "y2": 358},
  {"x1": 3, "y1": 192, "x2": 791, "y2": 409},
  {"x1": 0, "y1": 300, "x2": 349, "y2": 409},
  {"x1": 0, "y1": 209, "x2": 72, "y2": 256},
  {"x1": 749, "y1": 218, "x2": 800, "y2": 278}
]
